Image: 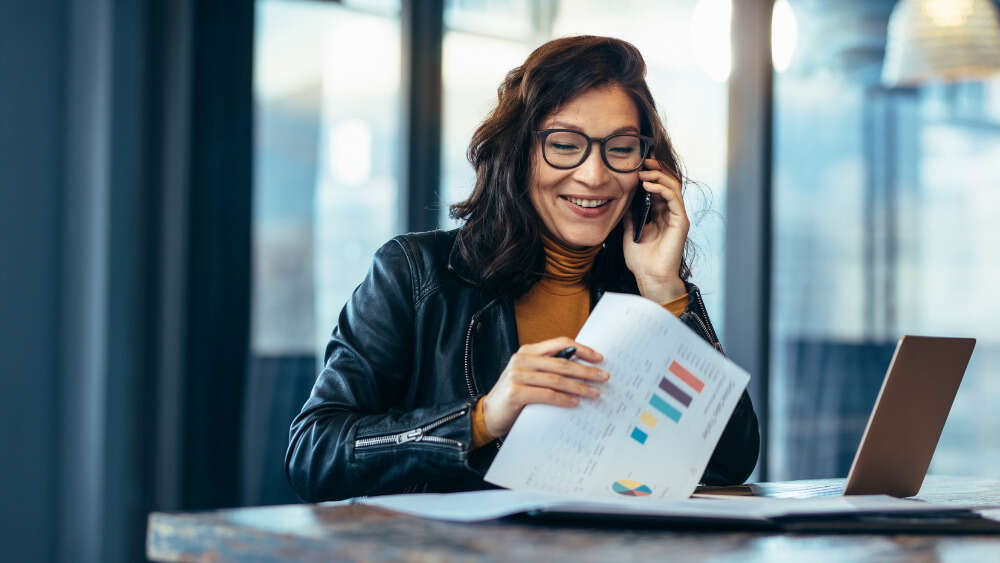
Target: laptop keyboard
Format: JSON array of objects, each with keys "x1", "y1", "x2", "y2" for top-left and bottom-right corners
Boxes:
[
  {"x1": 694, "y1": 481, "x2": 846, "y2": 499},
  {"x1": 765, "y1": 483, "x2": 844, "y2": 498}
]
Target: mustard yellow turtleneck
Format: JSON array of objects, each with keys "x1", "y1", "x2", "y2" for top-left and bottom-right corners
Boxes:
[
  {"x1": 470, "y1": 234, "x2": 689, "y2": 449},
  {"x1": 513, "y1": 234, "x2": 602, "y2": 346}
]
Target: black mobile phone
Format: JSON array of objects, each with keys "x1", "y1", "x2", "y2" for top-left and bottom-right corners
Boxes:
[{"x1": 630, "y1": 186, "x2": 652, "y2": 243}]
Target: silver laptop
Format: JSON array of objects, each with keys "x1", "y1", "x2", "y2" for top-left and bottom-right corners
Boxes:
[{"x1": 697, "y1": 336, "x2": 976, "y2": 499}]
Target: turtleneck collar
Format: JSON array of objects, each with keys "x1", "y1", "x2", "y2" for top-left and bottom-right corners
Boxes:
[{"x1": 538, "y1": 233, "x2": 601, "y2": 294}]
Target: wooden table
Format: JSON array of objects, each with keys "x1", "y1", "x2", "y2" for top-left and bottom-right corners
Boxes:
[{"x1": 147, "y1": 476, "x2": 1000, "y2": 562}]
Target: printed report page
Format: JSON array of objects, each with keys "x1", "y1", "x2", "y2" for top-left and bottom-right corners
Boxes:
[{"x1": 485, "y1": 292, "x2": 750, "y2": 500}]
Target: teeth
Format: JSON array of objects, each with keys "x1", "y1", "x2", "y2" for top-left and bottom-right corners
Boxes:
[{"x1": 566, "y1": 197, "x2": 609, "y2": 208}]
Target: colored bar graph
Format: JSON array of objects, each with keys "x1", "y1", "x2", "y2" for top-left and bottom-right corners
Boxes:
[
  {"x1": 658, "y1": 376, "x2": 692, "y2": 407},
  {"x1": 669, "y1": 360, "x2": 704, "y2": 393},
  {"x1": 630, "y1": 427, "x2": 648, "y2": 444},
  {"x1": 639, "y1": 410, "x2": 659, "y2": 428},
  {"x1": 649, "y1": 394, "x2": 682, "y2": 422},
  {"x1": 630, "y1": 359, "x2": 706, "y2": 439}
]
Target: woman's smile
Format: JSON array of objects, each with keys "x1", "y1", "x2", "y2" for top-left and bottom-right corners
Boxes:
[{"x1": 559, "y1": 195, "x2": 617, "y2": 218}]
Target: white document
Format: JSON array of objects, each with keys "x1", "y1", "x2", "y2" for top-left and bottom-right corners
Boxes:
[
  {"x1": 361, "y1": 490, "x2": 770, "y2": 523},
  {"x1": 484, "y1": 292, "x2": 750, "y2": 500},
  {"x1": 360, "y1": 490, "x2": 571, "y2": 522},
  {"x1": 360, "y1": 489, "x2": 974, "y2": 523}
]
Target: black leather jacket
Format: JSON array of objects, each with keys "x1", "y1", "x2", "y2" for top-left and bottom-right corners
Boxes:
[{"x1": 286, "y1": 229, "x2": 760, "y2": 502}]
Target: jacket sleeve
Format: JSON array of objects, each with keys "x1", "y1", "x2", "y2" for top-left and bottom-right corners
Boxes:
[
  {"x1": 679, "y1": 284, "x2": 761, "y2": 485},
  {"x1": 285, "y1": 238, "x2": 482, "y2": 502}
]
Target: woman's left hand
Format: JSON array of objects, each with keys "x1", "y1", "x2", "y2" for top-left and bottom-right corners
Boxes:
[{"x1": 623, "y1": 158, "x2": 689, "y2": 303}]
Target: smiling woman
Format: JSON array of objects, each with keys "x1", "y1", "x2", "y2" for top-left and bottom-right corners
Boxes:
[
  {"x1": 529, "y1": 87, "x2": 646, "y2": 249},
  {"x1": 286, "y1": 35, "x2": 760, "y2": 502}
]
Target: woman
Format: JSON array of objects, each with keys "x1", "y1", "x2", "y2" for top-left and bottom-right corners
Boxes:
[{"x1": 286, "y1": 36, "x2": 759, "y2": 502}]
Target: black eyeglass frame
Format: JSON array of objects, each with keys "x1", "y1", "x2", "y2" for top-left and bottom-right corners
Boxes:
[{"x1": 534, "y1": 128, "x2": 655, "y2": 173}]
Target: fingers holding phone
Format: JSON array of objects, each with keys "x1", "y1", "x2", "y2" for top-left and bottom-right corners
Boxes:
[
  {"x1": 636, "y1": 159, "x2": 686, "y2": 237},
  {"x1": 623, "y1": 159, "x2": 689, "y2": 303}
]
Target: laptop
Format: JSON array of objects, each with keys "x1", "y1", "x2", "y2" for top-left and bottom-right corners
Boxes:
[{"x1": 697, "y1": 335, "x2": 976, "y2": 499}]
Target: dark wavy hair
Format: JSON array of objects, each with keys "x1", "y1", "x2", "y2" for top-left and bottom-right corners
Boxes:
[{"x1": 449, "y1": 35, "x2": 693, "y2": 298}]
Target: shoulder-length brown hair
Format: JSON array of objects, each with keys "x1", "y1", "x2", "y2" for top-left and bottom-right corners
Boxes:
[{"x1": 450, "y1": 35, "x2": 693, "y2": 297}]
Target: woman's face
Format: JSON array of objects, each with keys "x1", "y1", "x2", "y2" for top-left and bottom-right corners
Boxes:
[{"x1": 529, "y1": 84, "x2": 641, "y2": 249}]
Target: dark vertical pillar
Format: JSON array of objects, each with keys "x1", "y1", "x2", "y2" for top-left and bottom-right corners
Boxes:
[
  {"x1": 401, "y1": 0, "x2": 444, "y2": 232},
  {"x1": 57, "y1": 0, "x2": 181, "y2": 559},
  {"x1": 724, "y1": 0, "x2": 774, "y2": 479},
  {"x1": 148, "y1": 0, "x2": 194, "y2": 516},
  {"x1": 0, "y1": 1, "x2": 66, "y2": 560},
  {"x1": 180, "y1": 0, "x2": 254, "y2": 510},
  {"x1": 59, "y1": 0, "x2": 111, "y2": 559},
  {"x1": 2, "y1": 0, "x2": 253, "y2": 560},
  {"x1": 101, "y1": 1, "x2": 157, "y2": 559}
]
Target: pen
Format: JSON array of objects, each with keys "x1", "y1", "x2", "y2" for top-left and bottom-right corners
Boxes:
[{"x1": 554, "y1": 346, "x2": 576, "y2": 359}]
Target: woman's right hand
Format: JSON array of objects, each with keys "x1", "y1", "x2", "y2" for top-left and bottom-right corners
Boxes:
[{"x1": 481, "y1": 336, "x2": 609, "y2": 438}]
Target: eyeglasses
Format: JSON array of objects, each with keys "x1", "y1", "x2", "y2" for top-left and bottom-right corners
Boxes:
[{"x1": 535, "y1": 129, "x2": 653, "y2": 173}]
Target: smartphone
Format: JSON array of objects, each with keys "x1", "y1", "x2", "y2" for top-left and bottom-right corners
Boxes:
[{"x1": 630, "y1": 186, "x2": 652, "y2": 243}]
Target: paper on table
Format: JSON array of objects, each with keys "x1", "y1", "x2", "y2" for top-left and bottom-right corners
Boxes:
[
  {"x1": 360, "y1": 490, "x2": 975, "y2": 523},
  {"x1": 360, "y1": 490, "x2": 769, "y2": 522},
  {"x1": 485, "y1": 292, "x2": 750, "y2": 500},
  {"x1": 360, "y1": 490, "x2": 570, "y2": 522}
]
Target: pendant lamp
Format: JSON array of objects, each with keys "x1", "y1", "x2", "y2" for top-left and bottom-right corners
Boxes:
[{"x1": 882, "y1": 0, "x2": 1000, "y2": 86}]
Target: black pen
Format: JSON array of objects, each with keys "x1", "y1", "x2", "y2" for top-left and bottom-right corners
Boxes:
[{"x1": 554, "y1": 346, "x2": 577, "y2": 360}]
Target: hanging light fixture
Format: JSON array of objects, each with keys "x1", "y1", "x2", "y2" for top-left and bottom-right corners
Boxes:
[{"x1": 882, "y1": 0, "x2": 1000, "y2": 87}]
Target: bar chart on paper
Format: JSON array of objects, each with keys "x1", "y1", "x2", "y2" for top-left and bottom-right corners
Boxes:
[
  {"x1": 484, "y1": 293, "x2": 750, "y2": 500},
  {"x1": 630, "y1": 359, "x2": 705, "y2": 445}
]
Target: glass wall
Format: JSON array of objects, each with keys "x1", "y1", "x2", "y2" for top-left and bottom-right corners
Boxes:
[
  {"x1": 253, "y1": 0, "x2": 401, "y2": 359},
  {"x1": 249, "y1": 0, "x2": 401, "y2": 504},
  {"x1": 771, "y1": 0, "x2": 1000, "y2": 479},
  {"x1": 439, "y1": 0, "x2": 535, "y2": 228}
]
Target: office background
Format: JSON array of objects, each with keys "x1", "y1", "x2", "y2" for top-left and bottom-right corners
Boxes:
[{"x1": 2, "y1": 0, "x2": 998, "y2": 561}]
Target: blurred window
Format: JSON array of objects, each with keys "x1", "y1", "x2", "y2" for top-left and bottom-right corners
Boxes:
[
  {"x1": 771, "y1": 0, "x2": 1000, "y2": 479},
  {"x1": 248, "y1": 0, "x2": 401, "y2": 504},
  {"x1": 253, "y1": 0, "x2": 401, "y2": 358}
]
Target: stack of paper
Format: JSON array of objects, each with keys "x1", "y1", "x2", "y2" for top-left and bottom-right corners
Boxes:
[{"x1": 360, "y1": 489, "x2": 979, "y2": 524}]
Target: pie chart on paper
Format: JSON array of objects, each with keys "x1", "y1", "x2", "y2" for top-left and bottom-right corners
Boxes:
[{"x1": 612, "y1": 479, "x2": 653, "y2": 496}]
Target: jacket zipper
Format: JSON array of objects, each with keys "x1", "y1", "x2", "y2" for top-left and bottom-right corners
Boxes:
[
  {"x1": 463, "y1": 315, "x2": 480, "y2": 398},
  {"x1": 464, "y1": 298, "x2": 500, "y2": 398},
  {"x1": 690, "y1": 288, "x2": 723, "y2": 353},
  {"x1": 463, "y1": 299, "x2": 505, "y2": 450},
  {"x1": 354, "y1": 408, "x2": 468, "y2": 449}
]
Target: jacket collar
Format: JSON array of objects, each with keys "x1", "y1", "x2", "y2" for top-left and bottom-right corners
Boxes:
[
  {"x1": 446, "y1": 228, "x2": 617, "y2": 293},
  {"x1": 446, "y1": 229, "x2": 482, "y2": 286}
]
